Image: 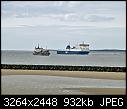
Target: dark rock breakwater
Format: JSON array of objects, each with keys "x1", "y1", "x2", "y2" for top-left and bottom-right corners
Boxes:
[{"x1": 1, "y1": 64, "x2": 125, "y2": 72}]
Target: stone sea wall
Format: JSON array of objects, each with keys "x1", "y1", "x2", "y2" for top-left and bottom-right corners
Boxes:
[{"x1": 1, "y1": 64, "x2": 126, "y2": 72}]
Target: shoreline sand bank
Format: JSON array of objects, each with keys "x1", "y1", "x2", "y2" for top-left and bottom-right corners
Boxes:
[{"x1": 1, "y1": 69, "x2": 125, "y2": 80}]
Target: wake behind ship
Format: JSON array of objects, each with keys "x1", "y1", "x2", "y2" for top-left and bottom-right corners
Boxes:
[{"x1": 57, "y1": 42, "x2": 89, "y2": 55}]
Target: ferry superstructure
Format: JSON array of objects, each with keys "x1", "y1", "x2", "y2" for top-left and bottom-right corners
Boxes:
[{"x1": 57, "y1": 42, "x2": 89, "y2": 55}]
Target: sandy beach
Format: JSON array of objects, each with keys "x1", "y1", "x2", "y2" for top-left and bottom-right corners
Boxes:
[
  {"x1": 1, "y1": 69, "x2": 126, "y2": 95},
  {"x1": 64, "y1": 88, "x2": 126, "y2": 95},
  {"x1": 1, "y1": 69, "x2": 125, "y2": 80}
]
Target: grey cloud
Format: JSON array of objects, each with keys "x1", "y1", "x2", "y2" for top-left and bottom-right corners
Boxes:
[
  {"x1": 58, "y1": 13, "x2": 80, "y2": 21},
  {"x1": 86, "y1": 15, "x2": 115, "y2": 22},
  {"x1": 1, "y1": 1, "x2": 119, "y2": 22},
  {"x1": 2, "y1": 1, "x2": 73, "y2": 18},
  {"x1": 57, "y1": 13, "x2": 115, "y2": 22}
]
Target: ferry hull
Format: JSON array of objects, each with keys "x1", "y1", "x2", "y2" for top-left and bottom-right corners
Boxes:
[{"x1": 57, "y1": 51, "x2": 89, "y2": 55}]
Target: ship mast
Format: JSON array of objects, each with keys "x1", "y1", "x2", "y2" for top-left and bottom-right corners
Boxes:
[
  {"x1": 37, "y1": 43, "x2": 39, "y2": 48},
  {"x1": 69, "y1": 42, "x2": 70, "y2": 46}
]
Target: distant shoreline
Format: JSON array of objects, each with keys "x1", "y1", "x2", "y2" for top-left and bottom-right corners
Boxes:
[{"x1": 1, "y1": 49, "x2": 126, "y2": 51}]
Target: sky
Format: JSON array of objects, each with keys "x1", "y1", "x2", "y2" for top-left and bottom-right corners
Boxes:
[{"x1": 1, "y1": 1, "x2": 126, "y2": 50}]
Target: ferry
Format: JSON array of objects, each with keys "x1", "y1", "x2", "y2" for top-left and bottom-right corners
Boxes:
[
  {"x1": 33, "y1": 44, "x2": 50, "y2": 56},
  {"x1": 57, "y1": 42, "x2": 89, "y2": 55}
]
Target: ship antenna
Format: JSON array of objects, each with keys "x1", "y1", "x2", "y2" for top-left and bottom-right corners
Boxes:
[
  {"x1": 38, "y1": 43, "x2": 39, "y2": 48},
  {"x1": 69, "y1": 42, "x2": 71, "y2": 50}
]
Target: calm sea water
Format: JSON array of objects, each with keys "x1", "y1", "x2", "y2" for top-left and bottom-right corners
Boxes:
[{"x1": 1, "y1": 50, "x2": 126, "y2": 67}]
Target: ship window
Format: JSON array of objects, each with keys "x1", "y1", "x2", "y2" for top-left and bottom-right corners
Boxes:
[{"x1": 66, "y1": 45, "x2": 71, "y2": 49}]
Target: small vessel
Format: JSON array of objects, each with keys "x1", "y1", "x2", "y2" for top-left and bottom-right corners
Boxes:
[
  {"x1": 33, "y1": 44, "x2": 50, "y2": 56},
  {"x1": 57, "y1": 42, "x2": 89, "y2": 55}
]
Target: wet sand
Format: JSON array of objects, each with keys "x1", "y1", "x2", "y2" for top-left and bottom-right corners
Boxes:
[
  {"x1": 1, "y1": 69, "x2": 126, "y2": 95},
  {"x1": 1, "y1": 69, "x2": 125, "y2": 80},
  {"x1": 64, "y1": 88, "x2": 126, "y2": 95},
  {"x1": 2, "y1": 88, "x2": 126, "y2": 95}
]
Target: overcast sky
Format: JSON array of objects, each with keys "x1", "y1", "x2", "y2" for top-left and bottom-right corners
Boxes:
[{"x1": 1, "y1": 1, "x2": 126, "y2": 50}]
